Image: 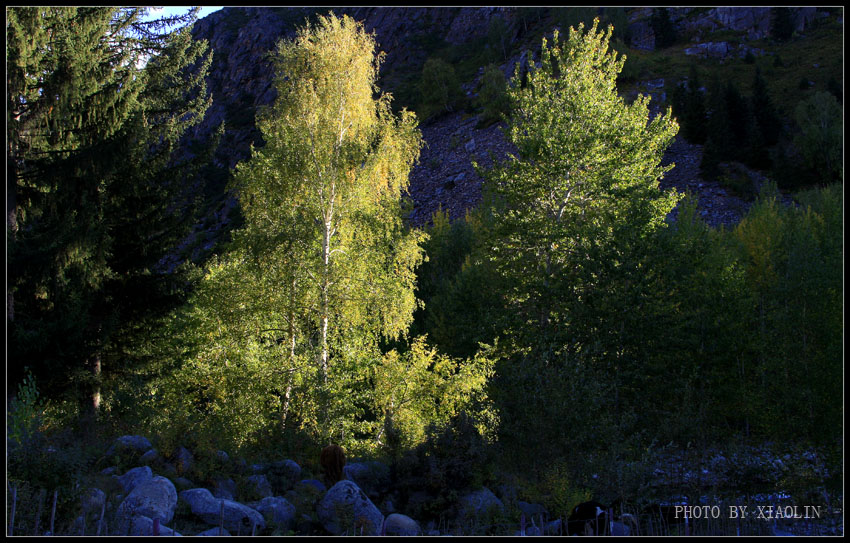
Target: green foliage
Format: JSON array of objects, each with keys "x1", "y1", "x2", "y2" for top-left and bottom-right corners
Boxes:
[
  {"x1": 7, "y1": 6, "x2": 214, "y2": 426},
  {"x1": 826, "y1": 76, "x2": 842, "y2": 103},
  {"x1": 477, "y1": 18, "x2": 680, "y2": 465},
  {"x1": 394, "y1": 411, "x2": 496, "y2": 521},
  {"x1": 373, "y1": 336, "x2": 495, "y2": 453},
  {"x1": 7, "y1": 367, "x2": 45, "y2": 447},
  {"x1": 487, "y1": 15, "x2": 511, "y2": 62},
  {"x1": 793, "y1": 91, "x2": 843, "y2": 183},
  {"x1": 672, "y1": 65, "x2": 707, "y2": 144},
  {"x1": 476, "y1": 64, "x2": 509, "y2": 127},
  {"x1": 148, "y1": 14, "x2": 495, "y2": 458},
  {"x1": 553, "y1": 7, "x2": 598, "y2": 34},
  {"x1": 414, "y1": 208, "x2": 503, "y2": 360},
  {"x1": 602, "y1": 7, "x2": 632, "y2": 45},
  {"x1": 420, "y1": 57, "x2": 465, "y2": 117},
  {"x1": 750, "y1": 67, "x2": 781, "y2": 147}
]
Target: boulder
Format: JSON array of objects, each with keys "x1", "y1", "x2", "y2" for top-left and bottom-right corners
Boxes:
[
  {"x1": 115, "y1": 466, "x2": 153, "y2": 493},
  {"x1": 244, "y1": 474, "x2": 274, "y2": 500},
  {"x1": 126, "y1": 515, "x2": 182, "y2": 536},
  {"x1": 316, "y1": 480, "x2": 384, "y2": 536},
  {"x1": 457, "y1": 487, "x2": 504, "y2": 522},
  {"x1": 343, "y1": 460, "x2": 390, "y2": 498},
  {"x1": 270, "y1": 459, "x2": 301, "y2": 481},
  {"x1": 517, "y1": 500, "x2": 548, "y2": 519},
  {"x1": 116, "y1": 476, "x2": 178, "y2": 526},
  {"x1": 546, "y1": 518, "x2": 563, "y2": 535},
  {"x1": 106, "y1": 435, "x2": 153, "y2": 458},
  {"x1": 81, "y1": 488, "x2": 106, "y2": 515},
  {"x1": 173, "y1": 446, "x2": 194, "y2": 475},
  {"x1": 254, "y1": 496, "x2": 296, "y2": 530},
  {"x1": 173, "y1": 477, "x2": 195, "y2": 491},
  {"x1": 212, "y1": 478, "x2": 237, "y2": 500},
  {"x1": 139, "y1": 448, "x2": 160, "y2": 465},
  {"x1": 179, "y1": 488, "x2": 265, "y2": 534},
  {"x1": 384, "y1": 513, "x2": 421, "y2": 536},
  {"x1": 197, "y1": 527, "x2": 231, "y2": 536},
  {"x1": 295, "y1": 479, "x2": 326, "y2": 493}
]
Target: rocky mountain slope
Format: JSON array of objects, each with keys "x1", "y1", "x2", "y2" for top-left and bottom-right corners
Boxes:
[{"x1": 175, "y1": 6, "x2": 840, "y2": 259}]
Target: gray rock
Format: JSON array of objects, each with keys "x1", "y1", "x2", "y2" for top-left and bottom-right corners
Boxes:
[
  {"x1": 545, "y1": 518, "x2": 563, "y2": 535},
  {"x1": 254, "y1": 496, "x2": 296, "y2": 529},
  {"x1": 610, "y1": 520, "x2": 631, "y2": 536},
  {"x1": 244, "y1": 474, "x2": 274, "y2": 500},
  {"x1": 457, "y1": 487, "x2": 504, "y2": 521},
  {"x1": 343, "y1": 460, "x2": 390, "y2": 498},
  {"x1": 81, "y1": 488, "x2": 106, "y2": 515},
  {"x1": 179, "y1": 488, "x2": 265, "y2": 533},
  {"x1": 160, "y1": 462, "x2": 178, "y2": 478},
  {"x1": 173, "y1": 446, "x2": 194, "y2": 475},
  {"x1": 517, "y1": 500, "x2": 548, "y2": 519},
  {"x1": 117, "y1": 476, "x2": 178, "y2": 527},
  {"x1": 216, "y1": 450, "x2": 230, "y2": 464},
  {"x1": 106, "y1": 435, "x2": 153, "y2": 458},
  {"x1": 100, "y1": 466, "x2": 119, "y2": 476},
  {"x1": 270, "y1": 459, "x2": 301, "y2": 481},
  {"x1": 213, "y1": 478, "x2": 237, "y2": 500},
  {"x1": 126, "y1": 515, "x2": 182, "y2": 536},
  {"x1": 174, "y1": 477, "x2": 194, "y2": 491},
  {"x1": 116, "y1": 466, "x2": 153, "y2": 493},
  {"x1": 197, "y1": 527, "x2": 231, "y2": 536},
  {"x1": 295, "y1": 479, "x2": 326, "y2": 493},
  {"x1": 464, "y1": 138, "x2": 476, "y2": 152},
  {"x1": 250, "y1": 463, "x2": 267, "y2": 474},
  {"x1": 139, "y1": 448, "x2": 160, "y2": 465},
  {"x1": 384, "y1": 513, "x2": 421, "y2": 536},
  {"x1": 316, "y1": 480, "x2": 384, "y2": 536}
]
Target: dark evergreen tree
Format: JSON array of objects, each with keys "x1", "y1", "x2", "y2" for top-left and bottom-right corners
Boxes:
[
  {"x1": 674, "y1": 65, "x2": 707, "y2": 144},
  {"x1": 700, "y1": 79, "x2": 734, "y2": 178},
  {"x1": 750, "y1": 66, "x2": 781, "y2": 147},
  {"x1": 770, "y1": 7, "x2": 795, "y2": 42},
  {"x1": 7, "y1": 7, "x2": 214, "y2": 431},
  {"x1": 650, "y1": 7, "x2": 677, "y2": 49}
]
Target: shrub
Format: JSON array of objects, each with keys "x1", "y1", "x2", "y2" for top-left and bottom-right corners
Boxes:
[
  {"x1": 476, "y1": 64, "x2": 509, "y2": 127},
  {"x1": 793, "y1": 91, "x2": 843, "y2": 183},
  {"x1": 420, "y1": 57, "x2": 464, "y2": 117}
]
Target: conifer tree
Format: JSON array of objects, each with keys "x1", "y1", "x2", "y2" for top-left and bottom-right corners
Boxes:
[
  {"x1": 7, "y1": 7, "x2": 213, "y2": 427},
  {"x1": 750, "y1": 66, "x2": 781, "y2": 147},
  {"x1": 770, "y1": 7, "x2": 795, "y2": 42}
]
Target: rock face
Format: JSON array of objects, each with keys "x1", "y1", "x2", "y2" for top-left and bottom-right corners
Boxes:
[
  {"x1": 316, "y1": 480, "x2": 384, "y2": 536},
  {"x1": 179, "y1": 488, "x2": 266, "y2": 533}
]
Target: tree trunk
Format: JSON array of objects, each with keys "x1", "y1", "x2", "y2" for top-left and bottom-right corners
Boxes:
[
  {"x1": 320, "y1": 218, "x2": 331, "y2": 382},
  {"x1": 8, "y1": 144, "x2": 18, "y2": 322}
]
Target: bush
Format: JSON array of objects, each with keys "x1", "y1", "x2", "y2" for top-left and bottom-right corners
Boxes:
[
  {"x1": 793, "y1": 91, "x2": 843, "y2": 183},
  {"x1": 420, "y1": 57, "x2": 464, "y2": 117},
  {"x1": 476, "y1": 64, "x2": 508, "y2": 127},
  {"x1": 393, "y1": 411, "x2": 496, "y2": 522}
]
